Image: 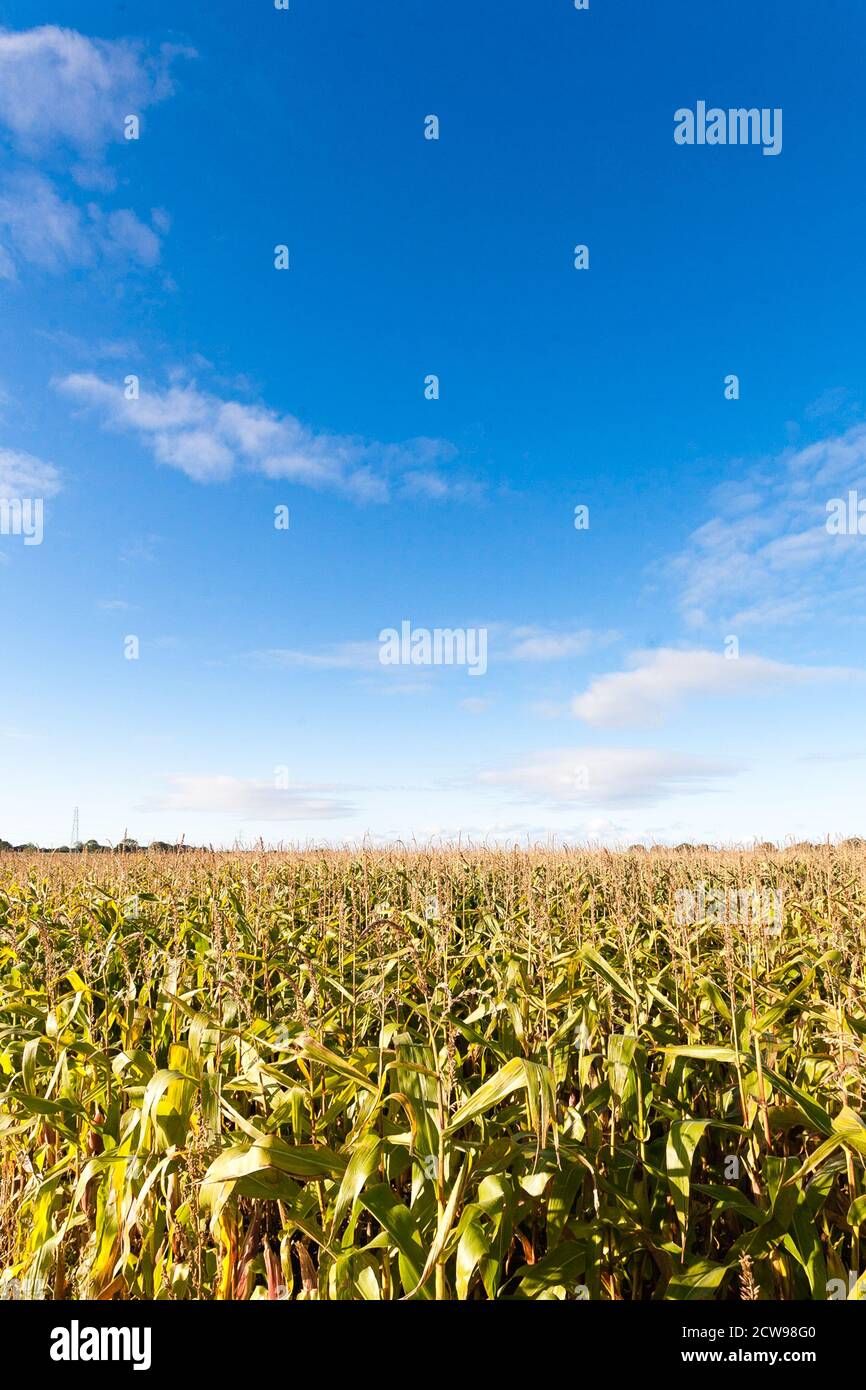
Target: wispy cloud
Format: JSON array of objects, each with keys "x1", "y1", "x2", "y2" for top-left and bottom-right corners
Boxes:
[
  {"x1": 120, "y1": 534, "x2": 161, "y2": 565},
  {"x1": 503, "y1": 626, "x2": 605, "y2": 662},
  {"x1": 480, "y1": 747, "x2": 738, "y2": 807},
  {"x1": 803, "y1": 386, "x2": 861, "y2": 424},
  {"x1": 0, "y1": 173, "x2": 162, "y2": 278},
  {"x1": 0, "y1": 25, "x2": 191, "y2": 278},
  {"x1": 138, "y1": 774, "x2": 356, "y2": 820},
  {"x1": 249, "y1": 642, "x2": 381, "y2": 671},
  {"x1": 37, "y1": 329, "x2": 140, "y2": 361},
  {"x1": 402, "y1": 470, "x2": 484, "y2": 502},
  {"x1": 247, "y1": 624, "x2": 614, "y2": 672},
  {"x1": 671, "y1": 420, "x2": 866, "y2": 630},
  {"x1": 0, "y1": 446, "x2": 61, "y2": 495},
  {"x1": 57, "y1": 371, "x2": 462, "y2": 498},
  {"x1": 571, "y1": 647, "x2": 857, "y2": 728}
]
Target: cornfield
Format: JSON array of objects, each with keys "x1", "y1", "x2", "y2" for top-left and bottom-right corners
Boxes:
[{"x1": 1, "y1": 845, "x2": 865, "y2": 1301}]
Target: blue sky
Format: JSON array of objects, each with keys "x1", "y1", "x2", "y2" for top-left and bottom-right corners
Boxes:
[{"x1": 2, "y1": 0, "x2": 866, "y2": 847}]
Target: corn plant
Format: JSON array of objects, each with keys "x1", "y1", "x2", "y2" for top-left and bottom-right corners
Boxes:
[{"x1": 1, "y1": 844, "x2": 865, "y2": 1300}]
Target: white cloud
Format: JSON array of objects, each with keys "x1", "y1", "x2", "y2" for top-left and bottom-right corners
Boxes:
[
  {"x1": 0, "y1": 26, "x2": 190, "y2": 164},
  {"x1": 504, "y1": 626, "x2": 599, "y2": 661},
  {"x1": 672, "y1": 421, "x2": 866, "y2": 629},
  {"x1": 57, "y1": 371, "x2": 461, "y2": 499},
  {"x1": 571, "y1": 647, "x2": 855, "y2": 728},
  {"x1": 0, "y1": 26, "x2": 191, "y2": 278},
  {"x1": 0, "y1": 445, "x2": 61, "y2": 495},
  {"x1": 480, "y1": 747, "x2": 738, "y2": 807},
  {"x1": 402, "y1": 469, "x2": 484, "y2": 502},
  {"x1": 249, "y1": 642, "x2": 381, "y2": 671},
  {"x1": 139, "y1": 775, "x2": 356, "y2": 821},
  {"x1": 0, "y1": 172, "x2": 162, "y2": 278},
  {"x1": 102, "y1": 207, "x2": 161, "y2": 265},
  {"x1": 0, "y1": 174, "x2": 83, "y2": 273}
]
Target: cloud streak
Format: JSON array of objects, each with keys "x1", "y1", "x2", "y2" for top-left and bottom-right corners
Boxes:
[
  {"x1": 571, "y1": 647, "x2": 857, "y2": 728},
  {"x1": 57, "y1": 371, "x2": 462, "y2": 499},
  {"x1": 245, "y1": 624, "x2": 614, "y2": 675},
  {"x1": 138, "y1": 775, "x2": 356, "y2": 821},
  {"x1": 503, "y1": 626, "x2": 605, "y2": 662},
  {"x1": 480, "y1": 747, "x2": 738, "y2": 807}
]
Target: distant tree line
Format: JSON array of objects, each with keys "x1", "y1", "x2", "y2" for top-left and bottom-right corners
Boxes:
[
  {"x1": 0, "y1": 838, "x2": 194, "y2": 853},
  {"x1": 2, "y1": 838, "x2": 865, "y2": 856}
]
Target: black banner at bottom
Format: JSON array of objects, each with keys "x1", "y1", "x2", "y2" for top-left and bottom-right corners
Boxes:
[{"x1": 0, "y1": 1297, "x2": 856, "y2": 1377}]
